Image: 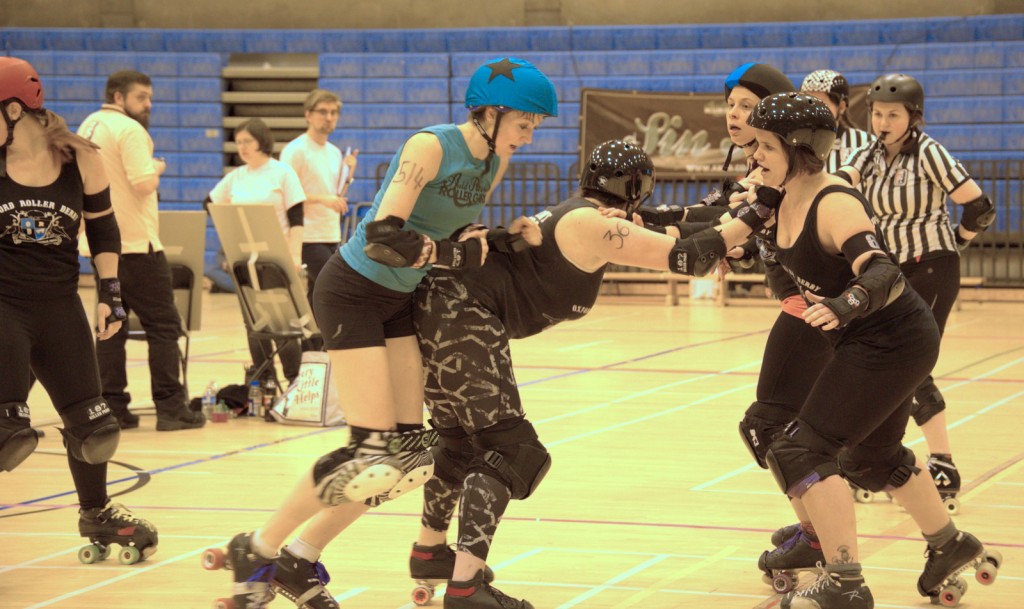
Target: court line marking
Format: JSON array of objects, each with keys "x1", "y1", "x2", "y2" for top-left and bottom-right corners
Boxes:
[
  {"x1": 609, "y1": 546, "x2": 738, "y2": 609},
  {"x1": 22, "y1": 546, "x2": 206, "y2": 609},
  {"x1": 557, "y1": 554, "x2": 670, "y2": 608},
  {"x1": 556, "y1": 339, "x2": 612, "y2": 352}
]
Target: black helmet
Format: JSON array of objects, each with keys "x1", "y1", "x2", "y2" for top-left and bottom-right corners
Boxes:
[
  {"x1": 724, "y1": 63, "x2": 795, "y2": 100},
  {"x1": 580, "y1": 140, "x2": 655, "y2": 215},
  {"x1": 748, "y1": 93, "x2": 837, "y2": 161},
  {"x1": 866, "y1": 73, "x2": 924, "y2": 113},
  {"x1": 800, "y1": 69, "x2": 849, "y2": 104}
]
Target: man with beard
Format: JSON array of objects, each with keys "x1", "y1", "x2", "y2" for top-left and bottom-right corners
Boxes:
[{"x1": 77, "y1": 70, "x2": 204, "y2": 431}]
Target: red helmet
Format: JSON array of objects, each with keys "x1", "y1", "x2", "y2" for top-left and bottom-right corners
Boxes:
[{"x1": 0, "y1": 57, "x2": 44, "y2": 110}]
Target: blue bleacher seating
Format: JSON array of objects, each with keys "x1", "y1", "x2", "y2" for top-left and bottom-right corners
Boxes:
[
  {"x1": 177, "y1": 103, "x2": 222, "y2": 127},
  {"x1": 47, "y1": 77, "x2": 104, "y2": 101},
  {"x1": 880, "y1": 19, "x2": 930, "y2": 45},
  {"x1": 51, "y1": 51, "x2": 96, "y2": 76},
  {"x1": 177, "y1": 128, "x2": 223, "y2": 152},
  {"x1": 322, "y1": 31, "x2": 366, "y2": 53},
  {"x1": 176, "y1": 78, "x2": 222, "y2": 102},
  {"x1": 94, "y1": 52, "x2": 138, "y2": 76},
  {"x1": 405, "y1": 29, "x2": 450, "y2": 53},
  {"x1": 178, "y1": 53, "x2": 221, "y2": 77},
  {"x1": 283, "y1": 31, "x2": 325, "y2": 54},
  {"x1": 654, "y1": 25, "x2": 701, "y2": 51},
  {"x1": 150, "y1": 104, "x2": 178, "y2": 128},
  {"x1": 137, "y1": 53, "x2": 179, "y2": 77},
  {"x1": 150, "y1": 128, "x2": 178, "y2": 152},
  {"x1": 12, "y1": 50, "x2": 56, "y2": 75}
]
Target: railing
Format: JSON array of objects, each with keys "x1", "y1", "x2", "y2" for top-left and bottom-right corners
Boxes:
[{"x1": 374, "y1": 160, "x2": 1024, "y2": 286}]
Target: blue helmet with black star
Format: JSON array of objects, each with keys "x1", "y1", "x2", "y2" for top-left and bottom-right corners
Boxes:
[{"x1": 465, "y1": 57, "x2": 558, "y2": 117}]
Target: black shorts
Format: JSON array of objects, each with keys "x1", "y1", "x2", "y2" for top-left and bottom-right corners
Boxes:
[{"x1": 312, "y1": 254, "x2": 415, "y2": 350}]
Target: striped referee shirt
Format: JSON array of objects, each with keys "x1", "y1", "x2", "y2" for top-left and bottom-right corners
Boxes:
[
  {"x1": 828, "y1": 126, "x2": 872, "y2": 174},
  {"x1": 845, "y1": 131, "x2": 970, "y2": 264}
]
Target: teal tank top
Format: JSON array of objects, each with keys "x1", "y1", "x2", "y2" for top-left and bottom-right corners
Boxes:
[{"x1": 340, "y1": 124, "x2": 498, "y2": 292}]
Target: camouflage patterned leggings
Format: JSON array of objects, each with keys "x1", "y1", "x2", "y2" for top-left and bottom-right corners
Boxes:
[{"x1": 414, "y1": 272, "x2": 523, "y2": 559}]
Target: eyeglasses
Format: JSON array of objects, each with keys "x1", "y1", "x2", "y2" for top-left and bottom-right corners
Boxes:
[
  {"x1": 311, "y1": 109, "x2": 340, "y2": 117},
  {"x1": 235, "y1": 137, "x2": 259, "y2": 147}
]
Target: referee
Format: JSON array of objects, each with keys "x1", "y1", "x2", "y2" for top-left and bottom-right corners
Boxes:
[{"x1": 840, "y1": 73, "x2": 996, "y2": 511}]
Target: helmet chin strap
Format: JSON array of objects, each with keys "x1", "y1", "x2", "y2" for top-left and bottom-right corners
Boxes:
[
  {"x1": 472, "y1": 110, "x2": 505, "y2": 175},
  {"x1": 722, "y1": 137, "x2": 757, "y2": 172}
]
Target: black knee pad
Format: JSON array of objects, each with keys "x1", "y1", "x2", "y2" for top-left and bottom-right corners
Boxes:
[
  {"x1": 764, "y1": 420, "x2": 842, "y2": 498},
  {"x1": 739, "y1": 405, "x2": 792, "y2": 469},
  {"x1": 911, "y1": 380, "x2": 945, "y2": 426},
  {"x1": 839, "y1": 444, "x2": 920, "y2": 493},
  {"x1": 1, "y1": 402, "x2": 39, "y2": 472},
  {"x1": 432, "y1": 424, "x2": 474, "y2": 486},
  {"x1": 58, "y1": 398, "x2": 121, "y2": 465},
  {"x1": 470, "y1": 418, "x2": 551, "y2": 500}
]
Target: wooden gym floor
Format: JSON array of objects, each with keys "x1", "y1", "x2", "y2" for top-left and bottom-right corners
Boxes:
[{"x1": 2, "y1": 289, "x2": 1022, "y2": 609}]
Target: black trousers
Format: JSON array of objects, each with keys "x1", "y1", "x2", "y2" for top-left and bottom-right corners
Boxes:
[
  {"x1": 0, "y1": 294, "x2": 110, "y2": 509},
  {"x1": 95, "y1": 250, "x2": 185, "y2": 411}
]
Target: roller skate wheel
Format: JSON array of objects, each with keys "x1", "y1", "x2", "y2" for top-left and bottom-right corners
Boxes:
[
  {"x1": 984, "y1": 549, "x2": 1003, "y2": 569},
  {"x1": 98, "y1": 545, "x2": 111, "y2": 560},
  {"x1": 943, "y1": 497, "x2": 960, "y2": 515},
  {"x1": 213, "y1": 598, "x2": 236, "y2": 609},
  {"x1": 952, "y1": 576, "x2": 968, "y2": 596},
  {"x1": 78, "y1": 544, "x2": 102, "y2": 564},
  {"x1": 411, "y1": 583, "x2": 435, "y2": 606},
  {"x1": 772, "y1": 572, "x2": 795, "y2": 594},
  {"x1": 853, "y1": 488, "x2": 874, "y2": 503},
  {"x1": 201, "y1": 548, "x2": 227, "y2": 570},
  {"x1": 975, "y1": 561, "x2": 997, "y2": 585},
  {"x1": 938, "y1": 584, "x2": 962, "y2": 607},
  {"x1": 118, "y1": 545, "x2": 141, "y2": 565}
]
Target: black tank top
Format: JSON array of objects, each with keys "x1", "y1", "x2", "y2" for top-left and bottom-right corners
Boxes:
[
  {"x1": 0, "y1": 157, "x2": 85, "y2": 300},
  {"x1": 461, "y1": 197, "x2": 607, "y2": 339},
  {"x1": 774, "y1": 185, "x2": 937, "y2": 365}
]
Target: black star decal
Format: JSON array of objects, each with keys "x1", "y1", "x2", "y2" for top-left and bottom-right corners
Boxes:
[{"x1": 485, "y1": 58, "x2": 523, "y2": 83}]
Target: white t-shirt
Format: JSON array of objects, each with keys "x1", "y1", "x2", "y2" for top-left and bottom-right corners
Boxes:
[
  {"x1": 209, "y1": 158, "x2": 305, "y2": 235},
  {"x1": 77, "y1": 104, "x2": 162, "y2": 254},
  {"x1": 280, "y1": 133, "x2": 343, "y2": 243}
]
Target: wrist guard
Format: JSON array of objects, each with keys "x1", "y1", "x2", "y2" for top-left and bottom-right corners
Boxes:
[
  {"x1": 636, "y1": 205, "x2": 684, "y2": 227},
  {"x1": 98, "y1": 278, "x2": 127, "y2": 325},
  {"x1": 434, "y1": 238, "x2": 484, "y2": 270},
  {"x1": 487, "y1": 227, "x2": 530, "y2": 253},
  {"x1": 733, "y1": 186, "x2": 782, "y2": 232},
  {"x1": 954, "y1": 226, "x2": 971, "y2": 251}
]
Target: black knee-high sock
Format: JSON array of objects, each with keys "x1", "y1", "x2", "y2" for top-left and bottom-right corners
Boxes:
[
  {"x1": 67, "y1": 455, "x2": 108, "y2": 510},
  {"x1": 457, "y1": 472, "x2": 511, "y2": 562},
  {"x1": 422, "y1": 476, "x2": 462, "y2": 532}
]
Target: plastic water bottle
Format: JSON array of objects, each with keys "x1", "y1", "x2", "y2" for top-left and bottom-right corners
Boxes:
[
  {"x1": 202, "y1": 381, "x2": 218, "y2": 419},
  {"x1": 262, "y1": 379, "x2": 277, "y2": 418},
  {"x1": 247, "y1": 380, "x2": 263, "y2": 418}
]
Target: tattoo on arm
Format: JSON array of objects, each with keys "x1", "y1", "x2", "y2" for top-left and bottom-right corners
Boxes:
[
  {"x1": 831, "y1": 546, "x2": 855, "y2": 565},
  {"x1": 603, "y1": 223, "x2": 630, "y2": 249},
  {"x1": 393, "y1": 161, "x2": 426, "y2": 188}
]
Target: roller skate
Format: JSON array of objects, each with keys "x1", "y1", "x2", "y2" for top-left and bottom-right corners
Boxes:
[
  {"x1": 201, "y1": 532, "x2": 276, "y2": 609},
  {"x1": 758, "y1": 530, "x2": 825, "y2": 594},
  {"x1": 410, "y1": 543, "x2": 495, "y2": 606},
  {"x1": 272, "y1": 547, "x2": 338, "y2": 609},
  {"x1": 771, "y1": 522, "x2": 802, "y2": 547},
  {"x1": 781, "y1": 565, "x2": 874, "y2": 609},
  {"x1": 927, "y1": 454, "x2": 962, "y2": 515},
  {"x1": 77, "y1": 501, "x2": 158, "y2": 565},
  {"x1": 917, "y1": 531, "x2": 1002, "y2": 607},
  {"x1": 445, "y1": 569, "x2": 531, "y2": 609}
]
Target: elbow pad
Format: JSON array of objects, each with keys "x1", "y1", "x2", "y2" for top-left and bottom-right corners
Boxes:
[
  {"x1": 486, "y1": 227, "x2": 529, "y2": 254},
  {"x1": 821, "y1": 254, "x2": 905, "y2": 327},
  {"x1": 83, "y1": 187, "x2": 112, "y2": 214},
  {"x1": 84, "y1": 212, "x2": 122, "y2": 256},
  {"x1": 286, "y1": 203, "x2": 304, "y2": 227},
  {"x1": 668, "y1": 227, "x2": 726, "y2": 276},
  {"x1": 363, "y1": 215, "x2": 426, "y2": 267},
  {"x1": 959, "y1": 194, "x2": 995, "y2": 232}
]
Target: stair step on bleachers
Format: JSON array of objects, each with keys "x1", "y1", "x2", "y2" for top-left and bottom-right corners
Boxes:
[
  {"x1": 221, "y1": 65, "x2": 319, "y2": 79},
  {"x1": 162, "y1": 153, "x2": 223, "y2": 178},
  {"x1": 221, "y1": 91, "x2": 309, "y2": 104}
]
